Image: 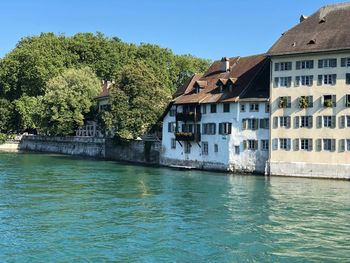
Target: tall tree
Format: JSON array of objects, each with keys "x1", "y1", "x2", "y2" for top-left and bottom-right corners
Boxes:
[
  {"x1": 101, "y1": 62, "x2": 171, "y2": 139},
  {"x1": 41, "y1": 67, "x2": 100, "y2": 136}
]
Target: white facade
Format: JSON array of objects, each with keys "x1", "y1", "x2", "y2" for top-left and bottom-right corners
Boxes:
[{"x1": 161, "y1": 101, "x2": 269, "y2": 173}]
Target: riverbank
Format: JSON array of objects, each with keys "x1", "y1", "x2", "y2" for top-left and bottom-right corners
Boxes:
[{"x1": 0, "y1": 141, "x2": 20, "y2": 152}]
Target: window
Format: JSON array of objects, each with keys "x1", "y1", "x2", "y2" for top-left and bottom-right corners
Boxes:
[
  {"x1": 322, "y1": 95, "x2": 336, "y2": 107},
  {"x1": 347, "y1": 139, "x2": 350, "y2": 151},
  {"x1": 295, "y1": 75, "x2": 313, "y2": 86},
  {"x1": 279, "y1": 138, "x2": 291, "y2": 150},
  {"x1": 346, "y1": 95, "x2": 350, "y2": 107},
  {"x1": 261, "y1": 140, "x2": 269, "y2": 151},
  {"x1": 318, "y1": 74, "x2": 336, "y2": 85},
  {"x1": 347, "y1": 116, "x2": 350, "y2": 127},
  {"x1": 214, "y1": 144, "x2": 218, "y2": 153},
  {"x1": 346, "y1": 74, "x2": 350, "y2": 85},
  {"x1": 240, "y1": 104, "x2": 245, "y2": 112},
  {"x1": 242, "y1": 119, "x2": 259, "y2": 130},
  {"x1": 300, "y1": 138, "x2": 312, "y2": 151},
  {"x1": 210, "y1": 104, "x2": 217, "y2": 113},
  {"x1": 202, "y1": 123, "x2": 216, "y2": 135},
  {"x1": 243, "y1": 140, "x2": 258, "y2": 150},
  {"x1": 274, "y1": 62, "x2": 292, "y2": 71},
  {"x1": 265, "y1": 103, "x2": 270, "y2": 113},
  {"x1": 184, "y1": 142, "x2": 191, "y2": 154},
  {"x1": 202, "y1": 104, "x2": 207, "y2": 114},
  {"x1": 169, "y1": 108, "x2": 176, "y2": 116},
  {"x1": 171, "y1": 138, "x2": 176, "y2": 149},
  {"x1": 202, "y1": 142, "x2": 208, "y2": 155},
  {"x1": 300, "y1": 116, "x2": 313, "y2": 128},
  {"x1": 278, "y1": 96, "x2": 291, "y2": 108},
  {"x1": 299, "y1": 96, "x2": 313, "y2": 108},
  {"x1": 318, "y1": 58, "x2": 337, "y2": 68},
  {"x1": 323, "y1": 116, "x2": 336, "y2": 128},
  {"x1": 235, "y1": 146, "x2": 240, "y2": 155},
  {"x1": 168, "y1": 122, "x2": 176, "y2": 133},
  {"x1": 219, "y1": 122, "x2": 232, "y2": 134},
  {"x1": 259, "y1": 118, "x2": 269, "y2": 129},
  {"x1": 182, "y1": 124, "x2": 193, "y2": 132},
  {"x1": 223, "y1": 103, "x2": 230, "y2": 113},
  {"x1": 280, "y1": 116, "x2": 291, "y2": 128},
  {"x1": 341, "y1": 57, "x2": 350, "y2": 67},
  {"x1": 296, "y1": 60, "x2": 314, "y2": 69},
  {"x1": 323, "y1": 139, "x2": 335, "y2": 151},
  {"x1": 250, "y1": 103, "x2": 259, "y2": 112},
  {"x1": 275, "y1": 77, "x2": 292, "y2": 87}
]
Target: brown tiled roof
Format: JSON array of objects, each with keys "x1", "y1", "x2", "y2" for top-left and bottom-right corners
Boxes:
[
  {"x1": 172, "y1": 54, "x2": 270, "y2": 105},
  {"x1": 172, "y1": 74, "x2": 202, "y2": 98},
  {"x1": 268, "y1": 3, "x2": 350, "y2": 55}
]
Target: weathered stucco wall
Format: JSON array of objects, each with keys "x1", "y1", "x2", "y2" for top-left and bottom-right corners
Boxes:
[{"x1": 19, "y1": 136, "x2": 106, "y2": 158}]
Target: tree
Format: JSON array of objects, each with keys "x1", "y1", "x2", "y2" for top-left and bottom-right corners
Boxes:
[
  {"x1": 0, "y1": 99, "x2": 14, "y2": 133},
  {"x1": 41, "y1": 67, "x2": 100, "y2": 136},
  {"x1": 12, "y1": 96, "x2": 43, "y2": 132},
  {"x1": 101, "y1": 62, "x2": 171, "y2": 139}
]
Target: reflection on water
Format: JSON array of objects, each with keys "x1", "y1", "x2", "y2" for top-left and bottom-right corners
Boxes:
[{"x1": 0, "y1": 153, "x2": 349, "y2": 262}]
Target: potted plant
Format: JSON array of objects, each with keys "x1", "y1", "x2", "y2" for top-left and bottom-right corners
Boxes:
[
  {"x1": 324, "y1": 99, "x2": 333, "y2": 107},
  {"x1": 279, "y1": 97, "x2": 287, "y2": 108},
  {"x1": 299, "y1": 96, "x2": 309, "y2": 109}
]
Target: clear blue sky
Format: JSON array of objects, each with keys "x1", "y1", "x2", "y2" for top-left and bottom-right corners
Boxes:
[{"x1": 0, "y1": 0, "x2": 346, "y2": 60}]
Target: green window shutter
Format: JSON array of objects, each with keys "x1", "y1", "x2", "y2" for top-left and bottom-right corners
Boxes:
[
  {"x1": 294, "y1": 116, "x2": 300, "y2": 128},
  {"x1": 294, "y1": 138, "x2": 299, "y2": 151},
  {"x1": 331, "y1": 139, "x2": 336, "y2": 152},
  {"x1": 341, "y1": 58, "x2": 346, "y2": 67},
  {"x1": 296, "y1": 61, "x2": 301, "y2": 70},
  {"x1": 317, "y1": 75, "x2": 323, "y2": 85},
  {"x1": 274, "y1": 63, "x2": 279, "y2": 71},
  {"x1": 318, "y1": 60, "x2": 323, "y2": 68}
]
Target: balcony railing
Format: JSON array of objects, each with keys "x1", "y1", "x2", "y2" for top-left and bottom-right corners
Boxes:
[
  {"x1": 175, "y1": 132, "x2": 201, "y2": 142},
  {"x1": 176, "y1": 112, "x2": 202, "y2": 122}
]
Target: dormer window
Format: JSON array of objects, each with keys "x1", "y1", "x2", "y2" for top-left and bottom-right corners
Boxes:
[
  {"x1": 195, "y1": 86, "x2": 200, "y2": 94},
  {"x1": 308, "y1": 39, "x2": 316, "y2": 45}
]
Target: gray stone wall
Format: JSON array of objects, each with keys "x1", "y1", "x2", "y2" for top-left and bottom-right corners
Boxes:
[
  {"x1": 160, "y1": 157, "x2": 229, "y2": 171},
  {"x1": 19, "y1": 136, "x2": 106, "y2": 158},
  {"x1": 105, "y1": 139, "x2": 160, "y2": 164}
]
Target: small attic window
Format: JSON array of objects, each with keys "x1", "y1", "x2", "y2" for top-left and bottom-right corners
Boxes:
[
  {"x1": 292, "y1": 42, "x2": 296, "y2": 47},
  {"x1": 319, "y1": 17, "x2": 326, "y2": 23},
  {"x1": 307, "y1": 39, "x2": 316, "y2": 45},
  {"x1": 195, "y1": 86, "x2": 200, "y2": 94}
]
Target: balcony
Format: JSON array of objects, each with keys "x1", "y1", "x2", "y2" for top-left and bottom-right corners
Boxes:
[
  {"x1": 175, "y1": 132, "x2": 201, "y2": 142},
  {"x1": 176, "y1": 112, "x2": 202, "y2": 122}
]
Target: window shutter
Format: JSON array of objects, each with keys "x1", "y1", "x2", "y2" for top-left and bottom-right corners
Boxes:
[
  {"x1": 274, "y1": 77, "x2": 279, "y2": 88},
  {"x1": 273, "y1": 117, "x2": 278, "y2": 128},
  {"x1": 340, "y1": 116, "x2": 346, "y2": 128},
  {"x1": 317, "y1": 116, "x2": 322, "y2": 128},
  {"x1": 294, "y1": 138, "x2": 299, "y2": 151},
  {"x1": 296, "y1": 61, "x2": 301, "y2": 70},
  {"x1": 331, "y1": 116, "x2": 336, "y2": 128},
  {"x1": 254, "y1": 140, "x2": 258, "y2": 150},
  {"x1": 182, "y1": 124, "x2": 185, "y2": 132},
  {"x1": 332, "y1": 74, "x2": 337, "y2": 85},
  {"x1": 308, "y1": 96, "x2": 313, "y2": 107},
  {"x1": 310, "y1": 60, "x2": 314, "y2": 69},
  {"x1": 259, "y1": 119, "x2": 264, "y2": 129},
  {"x1": 295, "y1": 76, "x2": 300, "y2": 87},
  {"x1": 308, "y1": 139, "x2": 313, "y2": 151},
  {"x1": 254, "y1": 119, "x2": 259, "y2": 130},
  {"x1": 318, "y1": 60, "x2": 323, "y2": 68},
  {"x1": 288, "y1": 62, "x2": 292, "y2": 70},
  {"x1": 308, "y1": 116, "x2": 313, "y2": 128},
  {"x1": 168, "y1": 123, "x2": 171, "y2": 132},
  {"x1": 331, "y1": 139, "x2": 336, "y2": 152},
  {"x1": 219, "y1": 123, "x2": 223, "y2": 134},
  {"x1": 274, "y1": 63, "x2": 279, "y2": 71},
  {"x1": 317, "y1": 75, "x2": 323, "y2": 85},
  {"x1": 316, "y1": 139, "x2": 322, "y2": 151},
  {"x1": 331, "y1": 59, "x2": 337, "y2": 67},
  {"x1": 287, "y1": 77, "x2": 292, "y2": 87},
  {"x1": 272, "y1": 138, "x2": 278, "y2": 150},
  {"x1": 213, "y1": 123, "x2": 216, "y2": 134},
  {"x1": 309, "y1": 75, "x2": 314, "y2": 86},
  {"x1": 243, "y1": 140, "x2": 247, "y2": 150},
  {"x1": 346, "y1": 73, "x2": 350, "y2": 85},
  {"x1": 294, "y1": 116, "x2": 300, "y2": 128},
  {"x1": 228, "y1": 123, "x2": 232, "y2": 134},
  {"x1": 287, "y1": 97, "x2": 291, "y2": 108},
  {"x1": 332, "y1": 95, "x2": 337, "y2": 107},
  {"x1": 242, "y1": 119, "x2": 246, "y2": 130},
  {"x1": 287, "y1": 139, "x2": 291, "y2": 151},
  {"x1": 287, "y1": 116, "x2": 291, "y2": 128},
  {"x1": 341, "y1": 58, "x2": 346, "y2": 67},
  {"x1": 340, "y1": 139, "x2": 345, "y2": 152}
]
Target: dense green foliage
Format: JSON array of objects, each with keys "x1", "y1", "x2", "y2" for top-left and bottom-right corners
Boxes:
[
  {"x1": 101, "y1": 62, "x2": 171, "y2": 139},
  {"x1": 0, "y1": 32, "x2": 210, "y2": 136}
]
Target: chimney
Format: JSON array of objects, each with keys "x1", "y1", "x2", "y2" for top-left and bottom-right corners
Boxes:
[
  {"x1": 300, "y1": 15, "x2": 308, "y2": 23},
  {"x1": 220, "y1": 57, "x2": 230, "y2": 72}
]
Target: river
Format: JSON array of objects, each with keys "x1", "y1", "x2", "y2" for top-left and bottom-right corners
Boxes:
[{"x1": 0, "y1": 153, "x2": 349, "y2": 262}]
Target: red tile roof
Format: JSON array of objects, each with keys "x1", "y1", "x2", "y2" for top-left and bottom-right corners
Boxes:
[{"x1": 172, "y1": 54, "x2": 270, "y2": 105}]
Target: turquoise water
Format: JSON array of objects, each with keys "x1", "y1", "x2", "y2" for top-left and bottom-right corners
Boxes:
[{"x1": 0, "y1": 153, "x2": 349, "y2": 262}]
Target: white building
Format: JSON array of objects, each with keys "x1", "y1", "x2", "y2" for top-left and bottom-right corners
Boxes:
[{"x1": 161, "y1": 55, "x2": 270, "y2": 173}]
